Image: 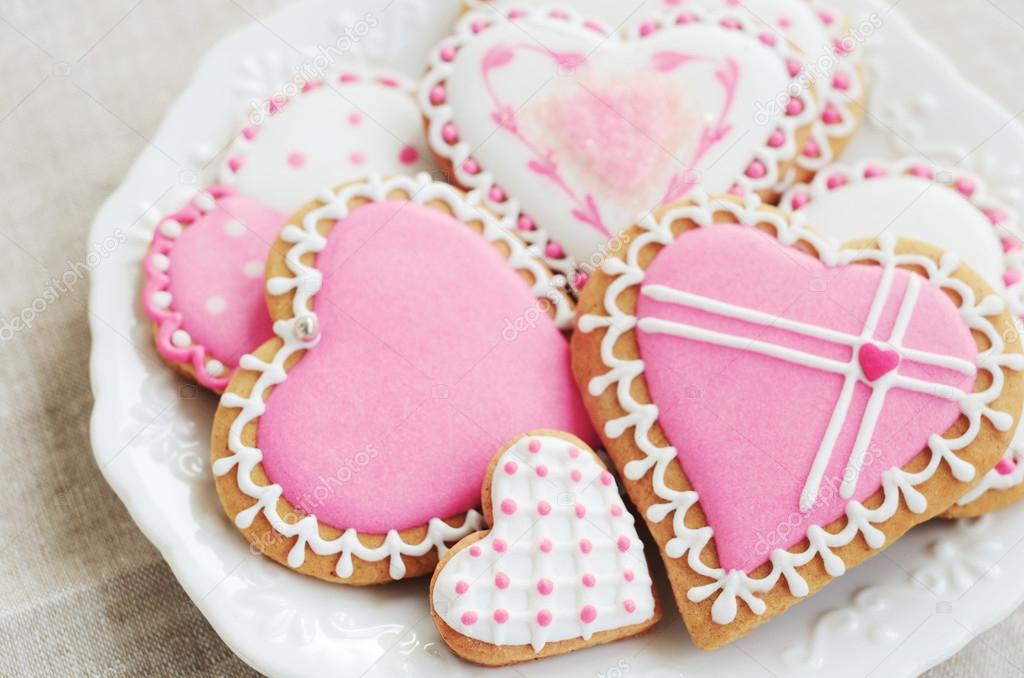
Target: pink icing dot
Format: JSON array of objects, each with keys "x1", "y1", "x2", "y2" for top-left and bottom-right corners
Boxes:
[
  {"x1": 767, "y1": 130, "x2": 785, "y2": 148},
  {"x1": 575, "y1": 504, "x2": 587, "y2": 519},
  {"x1": 537, "y1": 500, "x2": 551, "y2": 516},
  {"x1": 379, "y1": 77, "x2": 398, "y2": 88},
  {"x1": 488, "y1": 185, "x2": 506, "y2": 202},
  {"x1": 549, "y1": 9, "x2": 568, "y2": 19},
  {"x1": 996, "y1": 458, "x2": 1017, "y2": 475},
  {"x1": 470, "y1": 19, "x2": 487, "y2": 33},
  {"x1": 440, "y1": 45, "x2": 456, "y2": 62},
  {"x1": 745, "y1": 160, "x2": 767, "y2": 179},
  {"x1": 570, "y1": 469, "x2": 582, "y2": 483},
  {"x1": 778, "y1": 15, "x2": 792, "y2": 28},
  {"x1": 600, "y1": 471, "x2": 613, "y2": 486},
  {"x1": 508, "y1": 9, "x2": 525, "y2": 19},
  {"x1": 287, "y1": 151, "x2": 307, "y2": 168},
  {"x1": 574, "y1": 271, "x2": 589, "y2": 289},
  {"x1": 241, "y1": 126, "x2": 258, "y2": 140},
  {"x1": 790, "y1": 192, "x2": 811, "y2": 210},
  {"x1": 504, "y1": 460, "x2": 518, "y2": 475},
  {"x1": 822, "y1": 105, "x2": 842, "y2": 124},
  {"x1": 469, "y1": 545, "x2": 482, "y2": 557},
  {"x1": 493, "y1": 609, "x2": 509, "y2": 624},
  {"x1": 864, "y1": 164, "x2": 886, "y2": 179},
  {"x1": 786, "y1": 59, "x2": 802, "y2": 77},
  {"x1": 494, "y1": 572, "x2": 510, "y2": 589},
  {"x1": 728, "y1": 183, "x2": 745, "y2": 197},
  {"x1": 624, "y1": 569, "x2": 635, "y2": 582},
  {"x1": 820, "y1": 10, "x2": 835, "y2": 24},
  {"x1": 639, "y1": 21, "x2": 657, "y2": 37},
  {"x1": 988, "y1": 209, "x2": 1009, "y2": 225},
  {"x1": 568, "y1": 446, "x2": 580, "y2": 459},
  {"x1": 720, "y1": 18, "x2": 741, "y2": 30},
  {"x1": 611, "y1": 504, "x2": 624, "y2": 517},
  {"x1": 579, "y1": 538, "x2": 592, "y2": 554},
  {"x1": 833, "y1": 72, "x2": 851, "y2": 90},
  {"x1": 803, "y1": 139, "x2": 821, "y2": 158},
  {"x1": 623, "y1": 599, "x2": 637, "y2": 613},
  {"x1": 528, "y1": 439, "x2": 542, "y2": 453},
  {"x1": 1003, "y1": 270, "x2": 1021, "y2": 287},
  {"x1": 1003, "y1": 237, "x2": 1021, "y2": 252},
  {"x1": 493, "y1": 538, "x2": 507, "y2": 553},
  {"x1": 227, "y1": 156, "x2": 244, "y2": 172},
  {"x1": 582, "y1": 573, "x2": 596, "y2": 587},
  {"x1": 339, "y1": 72, "x2": 358, "y2": 83},
  {"x1": 539, "y1": 538, "x2": 553, "y2": 553},
  {"x1": 537, "y1": 578, "x2": 554, "y2": 595},
  {"x1": 909, "y1": 164, "x2": 933, "y2": 179},
  {"x1": 267, "y1": 98, "x2": 285, "y2": 114},
  {"x1": 347, "y1": 112, "x2": 363, "y2": 126},
  {"x1": 301, "y1": 80, "x2": 319, "y2": 92},
  {"x1": 675, "y1": 11, "x2": 697, "y2": 24},
  {"x1": 545, "y1": 241, "x2": 564, "y2": 258},
  {"x1": 399, "y1": 146, "x2": 420, "y2": 166},
  {"x1": 583, "y1": 19, "x2": 605, "y2": 33},
  {"x1": 349, "y1": 152, "x2": 366, "y2": 166},
  {"x1": 580, "y1": 605, "x2": 597, "y2": 623},
  {"x1": 461, "y1": 611, "x2": 478, "y2": 626},
  {"x1": 517, "y1": 215, "x2": 535, "y2": 231},
  {"x1": 759, "y1": 32, "x2": 776, "y2": 46},
  {"x1": 455, "y1": 580, "x2": 469, "y2": 594},
  {"x1": 461, "y1": 158, "x2": 479, "y2": 175},
  {"x1": 786, "y1": 98, "x2": 805, "y2": 116},
  {"x1": 954, "y1": 177, "x2": 976, "y2": 196},
  {"x1": 536, "y1": 464, "x2": 548, "y2": 478},
  {"x1": 826, "y1": 174, "x2": 847, "y2": 190},
  {"x1": 617, "y1": 536, "x2": 631, "y2": 552},
  {"x1": 834, "y1": 37, "x2": 852, "y2": 55},
  {"x1": 442, "y1": 123, "x2": 459, "y2": 144},
  {"x1": 500, "y1": 498, "x2": 517, "y2": 515},
  {"x1": 536, "y1": 610, "x2": 552, "y2": 627}
]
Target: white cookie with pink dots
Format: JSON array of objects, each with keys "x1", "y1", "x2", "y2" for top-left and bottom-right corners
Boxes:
[
  {"x1": 430, "y1": 431, "x2": 660, "y2": 665},
  {"x1": 219, "y1": 69, "x2": 436, "y2": 212}
]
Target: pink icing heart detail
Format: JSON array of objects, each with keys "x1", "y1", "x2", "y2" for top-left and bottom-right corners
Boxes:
[
  {"x1": 858, "y1": 343, "x2": 901, "y2": 381},
  {"x1": 635, "y1": 225, "x2": 978, "y2": 573},
  {"x1": 432, "y1": 434, "x2": 657, "y2": 654},
  {"x1": 258, "y1": 202, "x2": 596, "y2": 534}
]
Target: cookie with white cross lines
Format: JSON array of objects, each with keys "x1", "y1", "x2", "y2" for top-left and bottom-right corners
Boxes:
[
  {"x1": 430, "y1": 430, "x2": 661, "y2": 665},
  {"x1": 571, "y1": 193, "x2": 1024, "y2": 648}
]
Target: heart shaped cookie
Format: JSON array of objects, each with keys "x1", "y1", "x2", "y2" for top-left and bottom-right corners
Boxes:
[
  {"x1": 572, "y1": 193, "x2": 1024, "y2": 648},
  {"x1": 782, "y1": 159, "x2": 1024, "y2": 516},
  {"x1": 145, "y1": 69, "x2": 433, "y2": 392},
  {"x1": 211, "y1": 174, "x2": 594, "y2": 584},
  {"x1": 431, "y1": 431, "x2": 660, "y2": 665},
  {"x1": 420, "y1": 6, "x2": 817, "y2": 270}
]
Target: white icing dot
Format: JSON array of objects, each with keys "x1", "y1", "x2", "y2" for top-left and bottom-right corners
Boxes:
[
  {"x1": 152, "y1": 254, "x2": 170, "y2": 271},
  {"x1": 151, "y1": 291, "x2": 172, "y2": 308},
  {"x1": 243, "y1": 260, "x2": 263, "y2": 278},
  {"x1": 206, "y1": 359, "x2": 225, "y2": 377},
  {"x1": 171, "y1": 330, "x2": 191, "y2": 347},
  {"x1": 205, "y1": 296, "x2": 227, "y2": 315},
  {"x1": 224, "y1": 219, "x2": 245, "y2": 237},
  {"x1": 160, "y1": 220, "x2": 182, "y2": 238},
  {"x1": 195, "y1": 192, "x2": 217, "y2": 212}
]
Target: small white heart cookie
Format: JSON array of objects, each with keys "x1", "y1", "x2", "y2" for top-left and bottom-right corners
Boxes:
[{"x1": 430, "y1": 430, "x2": 660, "y2": 665}]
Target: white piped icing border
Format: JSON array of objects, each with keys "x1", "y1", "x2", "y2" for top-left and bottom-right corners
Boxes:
[
  {"x1": 577, "y1": 192, "x2": 1023, "y2": 624},
  {"x1": 212, "y1": 173, "x2": 573, "y2": 580},
  {"x1": 419, "y1": 5, "x2": 817, "y2": 287}
]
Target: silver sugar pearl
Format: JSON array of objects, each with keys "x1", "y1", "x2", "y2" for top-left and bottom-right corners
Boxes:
[{"x1": 294, "y1": 314, "x2": 320, "y2": 343}]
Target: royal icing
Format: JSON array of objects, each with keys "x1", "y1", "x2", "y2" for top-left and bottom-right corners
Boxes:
[
  {"x1": 433, "y1": 434, "x2": 656, "y2": 651},
  {"x1": 421, "y1": 7, "x2": 815, "y2": 267},
  {"x1": 143, "y1": 187, "x2": 287, "y2": 391},
  {"x1": 782, "y1": 159, "x2": 1024, "y2": 509},
  {"x1": 220, "y1": 70, "x2": 434, "y2": 212},
  {"x1": 214, "y1": 174, "x2": 593, "y2": 580},
  {"x1": 578, "y1": 193, "x2": 1023, "y2": 624}
]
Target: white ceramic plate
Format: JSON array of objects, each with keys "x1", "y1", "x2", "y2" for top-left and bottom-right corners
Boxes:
[{"x1": 88, "y1": 1, "x2": 1024, "y2": 676}]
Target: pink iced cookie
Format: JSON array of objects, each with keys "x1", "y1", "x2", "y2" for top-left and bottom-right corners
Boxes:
[
  {"x1": 431, "y1": 432, "x2": 660, "y2": 665},
  {"x1": 220, "y1": 71, "x2": 434, "y2": 213},
  {"x1": 574, "y1": 195, "x2": 1024, "y2": 648},
  {"x1": 421, "y1": 6, "x2": 817, "y2": 270},
  {"x1": 212, "y1": 175, "x2": 591, "y2": 585},
  {"x1": 143, "y1": 187, "x2": 287, "y2": 391}
]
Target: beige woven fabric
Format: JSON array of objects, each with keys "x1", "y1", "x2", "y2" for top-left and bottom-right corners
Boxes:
[{"x1": 1, "y1": 0, "x2": 1023, "y2": 675}]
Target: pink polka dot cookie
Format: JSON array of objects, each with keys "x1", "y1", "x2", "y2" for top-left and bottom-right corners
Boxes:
[
  {"x1": 144, "y1": 69, "x2": 434, "y2": 392},
  {"x1": 572, "y1": 194, "x2": 1024, "y2": 648},
  {"x1": 781, "y1": 158, "x2": 1024, "y2": 517},
  {"x1": 430, "y1": 431, "x2": 660, "y2": 665},
  {"x1": 420, "y1": 6, "x2": 818, "y2": 280},
  {"x1": 211, "y1": 175, "x2": 593, "y2": 585}
]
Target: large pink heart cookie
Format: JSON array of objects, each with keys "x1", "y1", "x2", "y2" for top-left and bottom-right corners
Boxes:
[
  {"x1": 572, "y1": 194, "x2": 1024, "y2": 648},
  {"x1": 144, "y1": 70, "x2": 433, "y2": 392},
  {"x1": 431, "y1": 431, "x2": 660, "y2": 665},
  {"x1": 211, "y1": 175, "x2": 595, "y2": 584},
  {"x1": 420, "y1": 6, "x2": 817, "y2": 273}
]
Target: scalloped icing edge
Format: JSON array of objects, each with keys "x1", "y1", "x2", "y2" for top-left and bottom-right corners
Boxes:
[
  {"x1": 212, "y1": 173, "x2": 575, "y2": 581},
  {"x1": 577, "y1": 191, "x2": 1024, "y2": 627}
]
